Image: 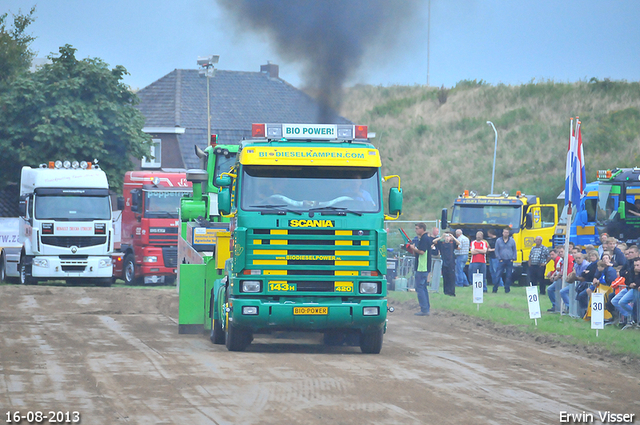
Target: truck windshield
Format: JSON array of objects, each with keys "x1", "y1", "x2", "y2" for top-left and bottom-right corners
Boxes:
[
  {"x1": 241, "y1": 166, "x2": 380, "y2": 213},
  {"x1": 35, "y1": 195, "x2": 111, "y2": 221},
  {"x1": 144, "y1": 190, "x2": 191, "y2": 218},
  {"x1": 451, "y1": 205, "x2": 521, "y2": 231}
]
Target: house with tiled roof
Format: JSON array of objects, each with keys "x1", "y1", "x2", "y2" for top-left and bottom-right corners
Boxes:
[{"x1": 136, "y1": 63, "x2": 351, "y2": 170}]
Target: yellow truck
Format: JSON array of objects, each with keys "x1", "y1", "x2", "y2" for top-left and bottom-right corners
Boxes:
[{"x1": 442, "y1": 190, "x2": 558, "y2": 284}]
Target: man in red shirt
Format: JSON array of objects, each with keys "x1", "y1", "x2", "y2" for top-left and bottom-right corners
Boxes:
[
  {"x1": 547, "y1": 246, "x2": 573, "y2": 312},
  {"x1": 468, "y1": 231, "x2": 488, "y2": 293}
]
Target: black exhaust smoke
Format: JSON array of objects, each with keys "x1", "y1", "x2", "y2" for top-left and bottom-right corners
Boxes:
[{"x1": 216, "y1": 0, "x2": 420, "y2": 123}]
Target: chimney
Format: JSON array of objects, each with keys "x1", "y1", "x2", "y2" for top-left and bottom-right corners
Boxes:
[{"x1": 260, "y1": 62, "x2": 279, "y2": 79}]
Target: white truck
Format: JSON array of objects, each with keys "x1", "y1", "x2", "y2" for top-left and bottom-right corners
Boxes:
[{"x1": 10, "y1": 161, "x2": 114, "y2": 285}]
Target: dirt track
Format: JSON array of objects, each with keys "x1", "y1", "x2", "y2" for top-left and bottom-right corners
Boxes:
[{"x1": 1, "y1": 285, "x2": 639, "y2": 425}]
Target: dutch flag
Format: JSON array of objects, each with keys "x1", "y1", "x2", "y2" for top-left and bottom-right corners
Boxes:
[{"x1": 565, "y1": 119, "x2": 586, "y2": 209}]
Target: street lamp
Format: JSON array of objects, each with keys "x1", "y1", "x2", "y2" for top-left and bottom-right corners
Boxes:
[
  {"x1": 486, "y1": 121, "x2": 498, "y2": 195},
  {"x1": 198, "y1": 55, "x2": 219, "y2": 147}
]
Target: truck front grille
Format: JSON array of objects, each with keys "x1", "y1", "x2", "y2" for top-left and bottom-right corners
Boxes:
[
  {"x1": 41, "y1": 236, "x2": 107, "y2": 248},
  {"x1": 149, "y1": 227, "x2": 178, "y2": 244},
  {"x1": 162, "y1": 246, "x2": 178, "y2": 268},
  {"x1": 60, "y1": 257, "x2": 89, "y2": 272},
  {"x1": 294, "y1": 281, "x2": 335, "y2": 292},
  {"x1": 248, "y1": 228, "x2": 377, "y2": 294},
  {"x1": 62, "y1": 265, "x2": 87, "y2": 272}
]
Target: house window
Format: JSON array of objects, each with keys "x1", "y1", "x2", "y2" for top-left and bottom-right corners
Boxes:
[{"x1": 142, "y1": 139, "x2": 161, "y2": 168}]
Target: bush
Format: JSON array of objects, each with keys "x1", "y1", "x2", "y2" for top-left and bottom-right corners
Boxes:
[{"x1": 437, "y1": 85, "x2": 449, "y2": 105}]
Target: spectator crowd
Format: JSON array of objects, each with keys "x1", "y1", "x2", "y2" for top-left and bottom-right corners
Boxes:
[
  {"x1": 408, "y1": 224, "x2": 639, "y2": 329},
  {"x1": 531, "y1": 233, "x2": 638, "y2": 328}
]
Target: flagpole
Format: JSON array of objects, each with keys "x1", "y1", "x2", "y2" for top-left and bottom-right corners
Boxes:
[{"x1": 561, "y1": 117, "x2": 574, "y2": 314}]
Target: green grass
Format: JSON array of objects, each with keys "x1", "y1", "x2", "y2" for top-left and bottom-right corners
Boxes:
[{"x1": 388, "y1": 286, "x2": 640, "y2": 358}]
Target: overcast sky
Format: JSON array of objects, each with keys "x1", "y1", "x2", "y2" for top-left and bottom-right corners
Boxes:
[{"x1": 3, "y1": 0, "x2": 640, "y2": 91}]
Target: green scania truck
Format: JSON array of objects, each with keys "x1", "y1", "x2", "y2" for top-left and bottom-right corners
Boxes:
[{"x1": 177, "y1": 123, "x2": 402, "y2": 353}]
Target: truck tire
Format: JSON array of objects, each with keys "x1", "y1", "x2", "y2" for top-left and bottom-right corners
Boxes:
[
  {"x1": 225, "y1": 322, "x2": 252, "y2": 352},
  {"x1": 95, "y1": 278, "x2": 113, "y2": 287},
  {"x1": 19, "y1": 261, "x2": 36, "y2": 286},
  {"x1": 360, "y1": 328, "x2": 383, "y2": 354},
  {"x1": 210, "y1": 318, "x2": 225, "y2": 345},
  {"x1": 123, "y1": 254, "x2": 137, "y2": 285}
]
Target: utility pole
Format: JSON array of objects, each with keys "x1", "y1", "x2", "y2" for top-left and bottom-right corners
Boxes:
[
  {"x1": 427, "y1": 0, "x2": 431, "y2": 87},
  {"x1": 487, "y1": 121, "x2": 498, "y2": 194}
]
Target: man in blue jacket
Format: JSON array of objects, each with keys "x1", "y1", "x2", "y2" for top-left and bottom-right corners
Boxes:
[{"x1": 493, "y1": 228, "x2": 516, "y2": 293}]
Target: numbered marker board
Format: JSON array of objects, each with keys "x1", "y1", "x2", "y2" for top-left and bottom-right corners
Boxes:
[
  {"x1": 472, "y1": 272, "x2": 483, "y2": 303},
  {"x1": 591, "y1": 293, "x2": 605, "y2": 330},
  {"x1": 526, "y1": 286, "x2": 541, "y2": 319}
]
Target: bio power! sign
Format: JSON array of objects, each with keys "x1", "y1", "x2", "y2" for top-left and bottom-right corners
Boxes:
[{"x1": 283, "y1": 124, "x2": 337, "y2": 140}]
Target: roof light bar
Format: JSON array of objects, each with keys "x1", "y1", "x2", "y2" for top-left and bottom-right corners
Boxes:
[{"x1": 251, "y1": 123, "x2": 369, "y2": 141}]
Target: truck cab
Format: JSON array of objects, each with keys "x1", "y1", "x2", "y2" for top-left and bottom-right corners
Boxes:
[
  {"x1": 15, "y1": 161, "x2": 114, "y2": 285},
  {"x1": 178, "y1": 123, "x2": 403, "y2": 354},
  {"x1": 445, "y1": 190, "x2": 557, "y2": 284},
  {"x1": 114, "y1": 171, "x2": 192, "y2": 285},
  {"x1": 557, "y1": 168, "x2": 640, "y2": 246}
]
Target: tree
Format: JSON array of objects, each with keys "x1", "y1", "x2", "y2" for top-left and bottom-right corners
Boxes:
[
  {"x1": 0, "y1": 6, "x2": 36, "y2": 87},
  {"x1": 0, "y1": 44, "x2": 151, "y2": 192}
]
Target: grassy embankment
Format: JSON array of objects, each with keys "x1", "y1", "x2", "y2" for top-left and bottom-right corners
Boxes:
[
  {"x1": 343, "y1": 80, "x2": 640, "y2": 356},
  {"x1": 341, "y1": 79, "x2": 640, "y2": 220},
  {"x1": 388, "y1": 287, "x2": 640, "y2": 359}
]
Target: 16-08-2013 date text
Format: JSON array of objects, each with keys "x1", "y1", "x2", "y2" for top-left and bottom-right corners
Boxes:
[{"x1": 5, "y1": 411, "x2": 80, "y2": 424}]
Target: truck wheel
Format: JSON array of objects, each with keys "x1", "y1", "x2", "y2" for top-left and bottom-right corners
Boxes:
[
  {"x1": 19, "y1": 261, "x2": 36, "y2": 286},
  {"x1": 210, "y1": 318, "x2": 225, "y2": 345},
  {"x1": 95, "y1": 278, "x2": 113, "y2": 287},
  {"x1": 360, "y1": 328, "x2": 383, "y2": 354},
  {"x1": 123, "y1": 254, "x2": 136, "y2": 285},
  {"x1": 225, "y1": 322, "x2": 252, "y2": 352}
]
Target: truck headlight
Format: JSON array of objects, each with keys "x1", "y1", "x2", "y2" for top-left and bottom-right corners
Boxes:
[
  {"x1": 241, "y1": 280, "x2": 261, "y2": 293},
  {"x1": 33, "y1": 259, "x2": 49, "y2": 268},
  {"x1": 143, "y1": 256, "x2": 158, "y2": 263},
  {"x1": 359, "y1": 282, "x2": 379, "y2": 294},
  {"x1": 363, "y1": 307, "x2": 380, "y2": 316},
  {"x1": 242, "y1": 306, "x2": 259, "y2": 315},
  {"x1": 99, "y1": 258, "x2": 112, "y2": 268}
]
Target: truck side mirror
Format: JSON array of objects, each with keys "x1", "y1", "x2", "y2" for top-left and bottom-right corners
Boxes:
[
  {"x1": 388, "y1": 187, "x2": 403, "y2": 215},
  {"x1": 218, "y1": 188, "x2": 231, "y2": 215},
  {"x1": 215, "y1": 175, "x2": 232, "y2": 187},
  {"x1": 525, "y1": 212, "x2": 533, "y2": 229},
  {"x1": 19, "y1": 195, "x2": 27, "y2": 217},
  {"x1": 441, "y1": 208, "x2": 448, "y2": 229},
  {"x1": 130, "y1": 189, "x2": 143, "y2": 213},
  {"x1": 117, "y1": 196, "x2": 124, "y2": 211}
]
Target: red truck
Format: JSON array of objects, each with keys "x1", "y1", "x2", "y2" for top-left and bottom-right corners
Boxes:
[{"x1": 113, "y1": 171, "x2": 192, "y2": 284}]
